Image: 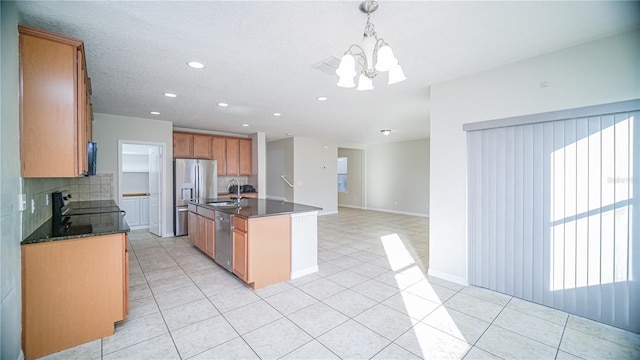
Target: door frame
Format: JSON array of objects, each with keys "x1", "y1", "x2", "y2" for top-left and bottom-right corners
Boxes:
[{"x1": 118, "y1": 140, "x2": 166, "y2": 236}]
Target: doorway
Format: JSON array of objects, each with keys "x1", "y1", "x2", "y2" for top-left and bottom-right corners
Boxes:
[{"x1": 118, "y1": 141, "x2": 164, "y2": 236}]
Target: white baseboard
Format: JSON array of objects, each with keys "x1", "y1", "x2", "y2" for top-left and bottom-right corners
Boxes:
[
  {"x1": 364, "y1": 206, "x2": 429, "y2": 218},
  {"x1": 427, "y1": 269, "x2": 469, "y2": 286},
  {"x1": 129, "y1": 225, "x2": 150, "y2": 231},
  {"x1": 290, "y1": 265, "x2": 319, "y2": 279},
  {"x1": 337, "y1": 204, "x2": 364, "y2": 209},
  {"x1": 319, "y1": 210, "x2": 338, "y2": 216}
]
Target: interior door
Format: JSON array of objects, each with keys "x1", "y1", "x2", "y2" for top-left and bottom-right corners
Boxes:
[{"x1": 148, "y1": 146, "x2": 162, "y2": 236}]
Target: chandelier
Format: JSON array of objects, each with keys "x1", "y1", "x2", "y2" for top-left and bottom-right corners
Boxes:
[{"x1": 336, "y1": 1, "x2": 406, "y2": 91}]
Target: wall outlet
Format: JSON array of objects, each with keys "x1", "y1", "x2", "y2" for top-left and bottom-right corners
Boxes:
[
  {"x1": 46, "y1": 194, "x2": 50, "y2": 206},
  {"x1": 31, "y1": 198, "x2": 36, "y2": 214}
]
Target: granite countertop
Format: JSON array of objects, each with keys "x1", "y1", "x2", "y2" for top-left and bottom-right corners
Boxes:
[
  {"x1": 190, "y1": 198, "x2": 321, "y2": 219},
  {"x1": 22, "y1": 200, "x2": 129, "y2": 245}
]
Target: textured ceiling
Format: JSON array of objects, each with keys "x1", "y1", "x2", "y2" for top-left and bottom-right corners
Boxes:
[{"x1": 15, "y1": 1, "x2": 640, "y2": 145}]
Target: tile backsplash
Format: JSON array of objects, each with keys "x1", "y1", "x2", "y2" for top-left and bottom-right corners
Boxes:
[
  {"x1": 22, "y1": 173, "x2": 114, "y2": 239},
  {"x1": 217, "y1": 176, "x2": 250, "y2": 194}
]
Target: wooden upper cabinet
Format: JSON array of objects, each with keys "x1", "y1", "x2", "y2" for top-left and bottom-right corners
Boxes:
[
  {"x1": 212, "y1": 137, "x2": 227, "y2": 175},
  {"x1": 226, "y1": 138, "x2": 240, "y2": 176},
  {"x1": 173, "y1": 133, "x2": 193, "y2": 158},
  {"x1": 193, "y1": 135, "x2": 212, "y2": 159},
  {"x1": 19, "y1": 25, "x2": 92, "y2": 177},
  {"x1": 239, "y1": 139, "x2": 252, "y2": 176}
]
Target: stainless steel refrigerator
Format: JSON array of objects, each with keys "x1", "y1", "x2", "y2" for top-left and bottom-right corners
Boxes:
[{"x1": 174, "y1": 158, "x2": 218, "y2": 236}]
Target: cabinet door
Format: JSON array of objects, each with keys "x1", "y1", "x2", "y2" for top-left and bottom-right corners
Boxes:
[
  {"x1": 120, "y1": 198, "x2": 140, "y2": 226},
  {"x1": 76, "y1": 50, "x2": 88, "y2": 176},
  {"x1": 232, "y1": 229, "x2": 248, "y2": 282},
  {"x1": 225, "y1": 138, "x2": 240, "y2": 176},
  {"x1": 211, "y1": 137, "x2": 227, "y2": 175},
  {"x1": 173, "y1": 133, "x2": 193, "y2": 158},
  {"x1": 197, "y1": 215, "x2": 206, "y2": 251},
  {"x1": 239, "y1": 139, "x2": 252, "y2": 176},
  {"x1": 193, "y1": 135, "x2": 212, "y2": 159},
  {"x1": 140, "y1": 197, "x2": 149, "y2": 225},
  {"x1": 187, "y1": 211, "x2": 198, "y2": 245},
  {"x1": 19, "y1": 28, "x2": 83, "y2": 177},
  {"x1": 204, "y1": 217, "x2": 215, "y2": 258}
]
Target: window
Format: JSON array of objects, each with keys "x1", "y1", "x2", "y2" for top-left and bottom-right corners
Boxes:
[{"x1": 337, "y1": 157, "x2": 348, "y2": 192}]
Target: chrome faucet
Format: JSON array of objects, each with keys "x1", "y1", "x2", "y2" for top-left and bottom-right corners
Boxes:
[{"x1": 229, "y1": 178, "x2": 242, "y2": 205}]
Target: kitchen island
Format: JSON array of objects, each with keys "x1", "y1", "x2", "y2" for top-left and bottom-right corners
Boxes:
[{"x1": 188, "y1": 198, "x2": 321, "y2": 289}]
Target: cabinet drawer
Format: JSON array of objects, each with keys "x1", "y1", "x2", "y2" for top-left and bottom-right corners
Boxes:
[
  {"x1": 233, "y1": 216, "x2": 248, "y2": 232},
  {"x1": 197, "y1": 206, "x2": 215, "y2": 220},
  {"x1": 188, "y1": 204, "x2": 197, "y2": 213}
]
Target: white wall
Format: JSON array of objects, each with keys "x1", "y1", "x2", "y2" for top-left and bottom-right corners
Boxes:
[
  {"x1": 338, "y1": 148, "x2": 365, "y2": 208},
  {"x1": 93, "y1": 113, "x2": 174, "y2": 236},
  {"x1": 0, "y1": 2, "x2": 23, "y2": 358},
  {"x1": 293, "y1": 137, "x2": 338, "y2": 215},
  {"x1": 249, "y1": 132, "x2": 267, "y2": 198},
  {"x1": 429, "y1": 29, "x2": 640, "y2": 284},
  {"x1": 266, "y1": 138, "x2": 294, "y2": 201},
  {"x1": 366, "y1": 139, "x2": 430, "y2": 216}
]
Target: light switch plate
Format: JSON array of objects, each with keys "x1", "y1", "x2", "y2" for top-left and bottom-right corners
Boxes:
[{"x1": 19, "y1": 194, "x2": 26, "y2": 211}]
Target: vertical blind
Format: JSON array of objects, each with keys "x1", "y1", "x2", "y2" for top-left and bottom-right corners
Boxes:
[{"x1": 466, "y1": 102, "x2": 639, "y2": 333}]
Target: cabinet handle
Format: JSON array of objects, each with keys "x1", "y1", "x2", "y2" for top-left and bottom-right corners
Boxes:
[{"x1": 178, "y1": 208, "x2": 189, "y2": 212}]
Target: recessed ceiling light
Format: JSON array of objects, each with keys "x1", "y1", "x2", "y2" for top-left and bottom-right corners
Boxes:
[
  {"x1": 217, "y1": 102, "x2": 229, "y2": 107},
  {"x1": 242, "y1": 124, "x2": 249, "y2": 127},
  {"x1": 164, "y1": 93, "x2": 177, "y2": 98},
  {"x1": 187, "y1": 61, "x2": 204, "y2": 69},
  {"x1": 380, "y1": 129, "x2": 391, "y2": 136},
  {"x1": 273, "y1": 113, "x2": 281, "y2": 117},
  {"x1": 316, "y1": 96, "x2": 328, "y2": 101},
  {"x1": 150, "y1": 111, "x2": 160, "y2": 115}
]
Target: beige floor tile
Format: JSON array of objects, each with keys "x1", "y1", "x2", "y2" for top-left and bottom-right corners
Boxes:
[
  {"x1": 323, "y1": 289, "x2": 378, "y2": 317},
  {"x1": 299, "y1": 278, "x2": 347, "y2": 300},
  {"x1": 352, "y1": 279, "x2": 400, "y2": 302},
  {"x1": 197, "y1": 272, "x2": 247, "y2": 296},
  {"x1": 208, "y1": 285, "x2": 261, "y2": 313},
  {"x1": 162, "y1": 298, "x2": 219, "y2": 331},
  {"x1": 254, "y1": 281, "x2": 294, "y2": 298},
  {"x1": 382, "y1": 291, "x2": 440, "y2": 321},
  {"x1": 506, "y1": 297, "x2": 569, "y2": 326},
  {"x1": 154, "y1": 283, "x2": 205, "y2": 310},
  {"x1": 189, "y1": 337, "x2": 259, "y2": 359},
  {"x1": 404, "y1": 279, "x2": 458, "y2": 304},
  {"x1": 171, "y1": 315, "x2": 239, "y2": 359},
  {"x1": 242, "y1": 318, "x2": 313, "y2": 359},
  {"x1": 280, "y1": 340, "x2": 340, "y2": 360},
  {"x1": 426, "y1": 276, "x2": 466, "y2": 291},
  {"x1": 288, "y1": 302, "x2": 349, "y2": 337},
  {"x1": 349, "y1": 250, "x2": 383, "y2": 262},
  {"x1": 126, "y1": 294, "x2": 160, "y2": 320},
  {"x1": 287, "y1": 273, "x2": 323, "y2": 287},
  {"x1": 559, "y1": 328, "x2": 639, "y2": 360},
  {"x1": 423, "y1": 306, "x2": 491, "y2": 344},
  {"x1": 445, "y1": 293, "x2": 504, "y2": 323},
  {"x1": 476, "y1": 325, "x2": 556, "y2": 360},
  {"x1": 565, "y1": 315, "x2": 640, "y2": 352},
  {"x1": 102, "y1": 312, "x2": 168, "y2": 355},
  {"x1": 355, "y1": 303, "x2": 418, "y2": 340},
  {"x1": 459, "y1": 286, "x2": 512, "y2": 306},
  {"x1": 263, "y1": 287, "x2": 317, "y2": 315},
  {"x1": 317, "y1": 320, "x2": 391, "y2": 359},
  {"x1": 129, "y1": 272, "x2": 147, "y2": 287},
  {"x1": 372, "y1": 343, "x2": 423, "y2": 360},
  {"x1": 129, "y1": 283, "x2": 153, "y2": 301},
  {"x1": 39, "y1": 339, "x2": 101, "y2": 360},
  {"x1": 143, "y1": 265, "x2": 186, "y2": 283},
  {"x1": 223, "y1": 300, "x2": 283, "y2": 334},
  {"x1": 395, "y1": 322, "x2": 472, "y2": 359},
  {"x1": 103, "y1": 334, "x2": 179, "y2": 360},
  {"x1": 328, "y1": 255, "x2": 366, "y2": 269},
  {"x1": 493, "y1": 308, "x2": 564, "y2": 347},
  {"x1": 463, "y1": 346, "x2": 502, "y2": 359},
  {"x1": 326, "y1": 269, "x2": 370, "y2": 288},
  {"x1": 555, "y1": 350, "x2": 584, "y2": 360},
  {"x1": 147, "y1": 273, "x2": 194, "y2": 295},
  {"x1": 349, "y1": 262, "x2": 390, "y2": 278}
]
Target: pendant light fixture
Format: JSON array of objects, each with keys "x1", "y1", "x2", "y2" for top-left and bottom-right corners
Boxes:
[{"x1": 336, "y1": 1, "x2": 406, "y2": 91}]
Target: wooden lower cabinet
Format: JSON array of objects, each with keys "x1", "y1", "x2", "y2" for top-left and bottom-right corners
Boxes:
[
  {"x1": 21, "y1": 233, "x2": 129, "y2": 360},
  {"x1": 232, "y1": 215, "x2": 291, "y2": 289},
  {"x1": 190, "y1": 206, "x2": 215, "y2": 259}
]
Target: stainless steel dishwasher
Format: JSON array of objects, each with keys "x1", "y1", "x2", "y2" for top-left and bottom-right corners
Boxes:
[{"x1": 214, "y1": 211, "x2": 233, "y2": 272}]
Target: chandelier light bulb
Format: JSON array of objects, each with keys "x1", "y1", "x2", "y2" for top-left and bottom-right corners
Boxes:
[
  {"x1": 356, "y1": 74, "x2": 374, "y2": 91},
  {"x1": 388, "y1": 63, "x2": 407, "y2": 85},
  {"x1": 336, "y1": 1, "x2": 406, "y2": 91}
]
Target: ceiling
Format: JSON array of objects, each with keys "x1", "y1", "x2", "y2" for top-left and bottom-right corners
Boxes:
[{"x1": 15, "y1": 1, "x2": 640, "y2": 145}]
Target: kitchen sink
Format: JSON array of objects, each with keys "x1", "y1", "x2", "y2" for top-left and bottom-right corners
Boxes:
[{"x1": 207, "y1": 201, "x2": 240, "y2": 209}]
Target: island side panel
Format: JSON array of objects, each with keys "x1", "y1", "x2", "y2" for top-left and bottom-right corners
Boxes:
[
  {"x1": 290, "y1": 211, "x2": 319, "y2": 279},
  {"x1": 247, "y1": 215, "x2": 291, "y2": 289}
]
